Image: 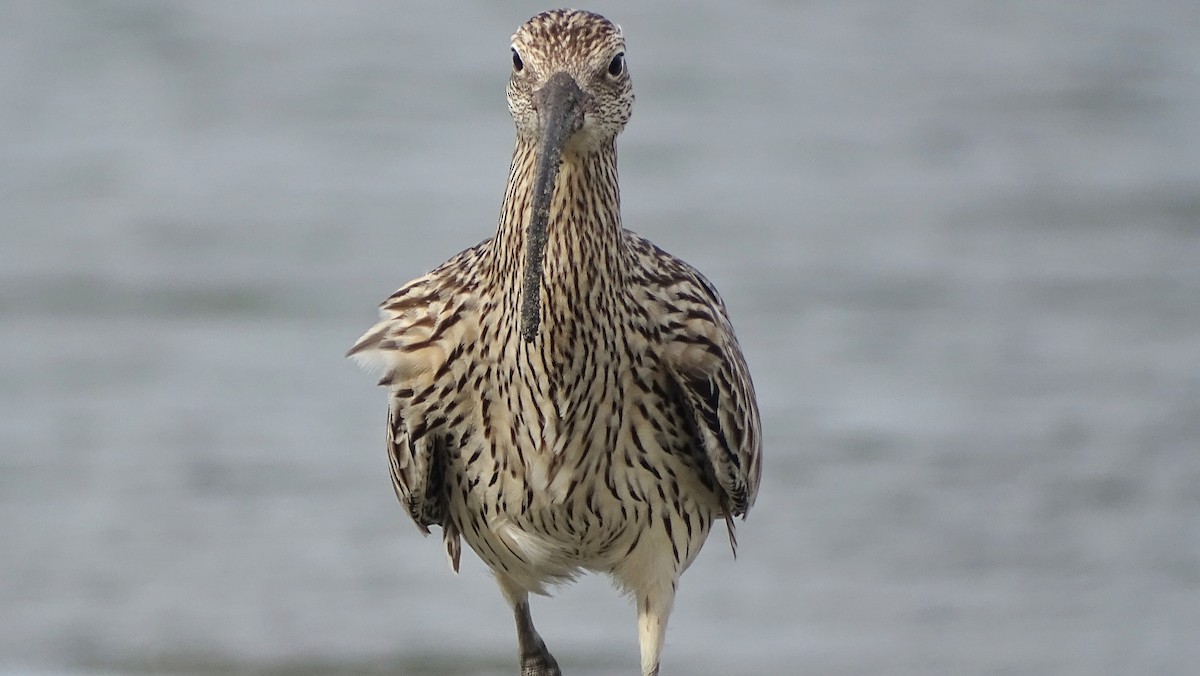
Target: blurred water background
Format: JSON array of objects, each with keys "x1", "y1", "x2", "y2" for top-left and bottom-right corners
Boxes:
[{"x1": 3, "y1": 1, "x2": 1199, "y2": 674}]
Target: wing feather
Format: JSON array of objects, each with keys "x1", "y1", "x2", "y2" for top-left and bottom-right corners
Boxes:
[
  {"x1": 628, "y1": 233, "x2": 763, "y2": 519},
  {"x1": 348, "y1": 244, "x2": 486, "y2": 571}
]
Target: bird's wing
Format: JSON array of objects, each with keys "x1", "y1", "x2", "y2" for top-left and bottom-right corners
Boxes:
[
  {"x1": 628, "y1": 234, "x2": 763, "y2": 519},
  {"x1": 347, "y1": 244, "x2": 485, "y2": 571}
]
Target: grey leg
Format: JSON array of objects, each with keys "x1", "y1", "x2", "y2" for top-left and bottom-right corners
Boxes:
[
  {"x1": 514, "y1": 598, "x2": 561, "y2": 676},
  {"x1": 497, "y1": 574, "x2": 561, "y2": 676}
]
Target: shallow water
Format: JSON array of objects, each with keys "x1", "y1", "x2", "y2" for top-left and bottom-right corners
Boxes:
[{"x1": 3, "y1": 1, "x2": 1199, "y2": 674}]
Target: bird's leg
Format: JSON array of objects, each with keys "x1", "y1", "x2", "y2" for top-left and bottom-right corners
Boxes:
[
  {"x1": 513, "y1": 598, "x2": 561, "y2": 676},
  {"x1": 636, "y1": 584, "x2": 676, "y2": 676},
  {"x1": 497, "y1": 575, "x2": 560, "y2": 676}
]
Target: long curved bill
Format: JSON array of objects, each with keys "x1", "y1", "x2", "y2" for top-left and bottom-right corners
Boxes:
[{"x1": 520, "y1": 71, "x2": 588, "y2": 343}]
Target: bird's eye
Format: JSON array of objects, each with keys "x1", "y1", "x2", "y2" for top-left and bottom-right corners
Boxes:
[
  {"x1": 512, "y1": 48, "x2": 524, "y2": 72},
  {"x1": 607, "y1": 52, "x2": 624, "y2": 77}
]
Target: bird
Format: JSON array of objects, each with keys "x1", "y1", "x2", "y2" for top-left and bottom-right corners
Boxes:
[{"x1": 348, "y1": 9, "x2": 761, "y2": 676}]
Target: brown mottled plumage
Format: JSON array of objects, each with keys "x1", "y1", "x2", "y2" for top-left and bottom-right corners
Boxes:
[{"x1": 348, "y1": 9, "x2": 761, "y2": 676}]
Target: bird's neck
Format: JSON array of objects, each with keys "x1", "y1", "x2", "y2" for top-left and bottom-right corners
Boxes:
[{"x1": 492, "y1": 138, "x2": 627, "y2": 333}]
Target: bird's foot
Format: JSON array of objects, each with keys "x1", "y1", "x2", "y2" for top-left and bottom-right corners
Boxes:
[{"x1": 520, "y1": 650, "x2": 561, "y2": 676}]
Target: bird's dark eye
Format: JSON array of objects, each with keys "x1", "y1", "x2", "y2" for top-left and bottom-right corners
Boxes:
[
  {"x1": 512, "y1": 48, "x2": 524, "y2": 72},
  {"x1": 607, "y1": 52, "x2": 624, "y2": 77}
]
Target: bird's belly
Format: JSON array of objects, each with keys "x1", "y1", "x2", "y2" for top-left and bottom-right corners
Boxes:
[{"x1": 446, "y1": 422, "x2": 720, "y2": 592}]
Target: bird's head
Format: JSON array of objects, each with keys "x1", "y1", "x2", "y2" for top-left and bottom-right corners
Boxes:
[{"x1": 507, "y1": 9, "x2": 633, "y2": 153}]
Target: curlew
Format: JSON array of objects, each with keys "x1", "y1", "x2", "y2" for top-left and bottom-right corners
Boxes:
[{"x1": 348, "y1": 9, "x2": 761, "y2": 675}]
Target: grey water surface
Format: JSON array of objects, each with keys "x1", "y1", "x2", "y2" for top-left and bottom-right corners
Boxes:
[{"x1": 3, "y1": 1, "x2": 1199, "y2": 674}]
